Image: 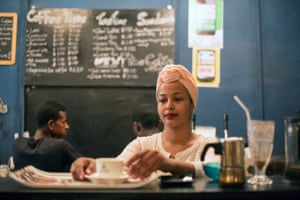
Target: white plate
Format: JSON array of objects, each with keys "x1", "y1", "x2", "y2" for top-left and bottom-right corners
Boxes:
[{"x1": 85, "y1": 173, "x2": 128, "y2": 184}]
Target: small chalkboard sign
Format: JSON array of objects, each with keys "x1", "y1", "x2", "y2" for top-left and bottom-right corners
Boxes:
[{"x1": 0, "y1": 13, "x2": 17, "y2": 65}]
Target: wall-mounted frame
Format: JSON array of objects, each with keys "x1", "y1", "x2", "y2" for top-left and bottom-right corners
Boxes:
[{"x1": 0, "y1": 13, "x2": 18, "y2": 65}]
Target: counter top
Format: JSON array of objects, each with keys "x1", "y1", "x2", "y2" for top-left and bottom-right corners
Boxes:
[{"x1": 1, "y1": 175, "x2": 300, "y2": 200}]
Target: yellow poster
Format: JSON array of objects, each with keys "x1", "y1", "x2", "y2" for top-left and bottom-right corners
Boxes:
[{"x1": 192, "y1": 48, "x2": 220, "y2": 87}]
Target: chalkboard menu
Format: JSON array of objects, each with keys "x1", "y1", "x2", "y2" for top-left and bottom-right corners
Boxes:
[
  {"x1": 0, "y1": 13, "x2": 17, "y2": 65},
  {"x1": 25, "y1": 8, "x2": 175, "y2": 86}
]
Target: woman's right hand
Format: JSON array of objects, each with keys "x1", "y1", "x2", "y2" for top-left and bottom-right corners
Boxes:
[{"x1": 70, "y1": 157, "x2": 96, "y2": 180}]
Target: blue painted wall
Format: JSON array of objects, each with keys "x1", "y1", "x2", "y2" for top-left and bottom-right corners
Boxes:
[
  {"x1": 0, "y1": 0, "x2": 299, "y2": 163},
  {"x1": 0, "y1": 0, "x2": 26, "y2": 163}
]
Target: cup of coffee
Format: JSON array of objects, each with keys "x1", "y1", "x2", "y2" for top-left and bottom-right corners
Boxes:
[{"x1": 96, "y1": 158, "x2": 125, "y2": 178}]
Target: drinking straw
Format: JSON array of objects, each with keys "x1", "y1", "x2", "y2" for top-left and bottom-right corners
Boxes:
[
  {"x1": 233, "y1": 95, "x2": 251, "y2": 121},
  {"x1": 223, "y1": 113, "x2": 228, "y2": 139}
]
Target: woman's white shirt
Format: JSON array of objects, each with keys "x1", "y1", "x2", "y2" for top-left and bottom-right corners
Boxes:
[{"x1": 117, "y1": 132, "x2": 220, "y2": 178}]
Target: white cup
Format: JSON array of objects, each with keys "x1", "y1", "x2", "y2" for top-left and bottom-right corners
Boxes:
[{"x1": 96, "y1": 158, "x2": 125, "y2": 178}]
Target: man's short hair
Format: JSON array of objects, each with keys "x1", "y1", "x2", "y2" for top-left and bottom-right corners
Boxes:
[
  {"x1": 132, "y1": 103, "x2": 160, "y2": 129},
  {"x1": 36, "y1": 100, "x2": 67, "y2": 128}
]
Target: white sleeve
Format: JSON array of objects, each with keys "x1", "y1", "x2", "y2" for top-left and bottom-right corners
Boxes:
[
  {"x1": 193, "y1": 146, "x2": 221, "y2": 178},
  {"x1": 116, "y1": 137, "x2": 142, "y2": 162},
  {"x1": 191, "y1": 161, "x2": 207, "y2": 178}
]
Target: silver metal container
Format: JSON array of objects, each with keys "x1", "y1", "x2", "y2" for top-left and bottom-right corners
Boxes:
[{"x1": 201, "y1": 137, "x2": 245, "y2": 187}]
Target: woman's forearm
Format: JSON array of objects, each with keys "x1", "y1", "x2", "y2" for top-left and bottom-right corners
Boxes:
[{"x1": 162, "y1": 159, "x2": 195, "y2": 176}]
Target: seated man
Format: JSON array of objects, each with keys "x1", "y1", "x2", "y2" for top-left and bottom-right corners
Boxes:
[
  {"x1": 13, "y1": 100, "x2": 82, "y2": 172},
  {"x1": 132, "y1": 103, "x2": 163, "y2": 137}
]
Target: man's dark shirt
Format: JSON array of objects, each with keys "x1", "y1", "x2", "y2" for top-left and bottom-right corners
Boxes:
[{"x1": 13, "y1": 137, "x2": 82, "y2": 172}]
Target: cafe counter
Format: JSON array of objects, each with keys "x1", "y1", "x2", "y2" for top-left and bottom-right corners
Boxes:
[{"x1": 0, "y1": 175, "x2": 300, "y2": 200}]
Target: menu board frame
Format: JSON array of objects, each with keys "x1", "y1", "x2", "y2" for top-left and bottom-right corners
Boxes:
[{"x1": 0, "y1": 12, "x2": 17, "y2": 65}]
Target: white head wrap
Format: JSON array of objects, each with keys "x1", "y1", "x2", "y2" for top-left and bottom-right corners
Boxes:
[{"x1": 156, "y1": 64, "x2": 198, "y2": 111}]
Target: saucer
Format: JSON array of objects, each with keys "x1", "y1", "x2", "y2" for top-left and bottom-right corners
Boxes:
[{"x1": 85, "y1": 173, "x2": 128, "y2": 184}]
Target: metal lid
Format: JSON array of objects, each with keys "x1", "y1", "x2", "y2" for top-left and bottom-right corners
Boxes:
[{"x1": 285, "y1": 110, "x2": 300, "y2": 123}]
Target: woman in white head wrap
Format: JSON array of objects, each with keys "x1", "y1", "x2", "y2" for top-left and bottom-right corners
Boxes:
[{"x1": 71, "y1": 65, "x2": 220, "y2": 180}]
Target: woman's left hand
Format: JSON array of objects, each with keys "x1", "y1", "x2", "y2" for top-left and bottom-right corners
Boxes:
[{"x1": 125, "y1": 149, "x2": 168, "y2": 179}]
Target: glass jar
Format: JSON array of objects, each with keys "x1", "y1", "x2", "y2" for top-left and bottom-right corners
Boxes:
[{"x1": 284, "y1": 111, "x2": 300, "y2": 184}]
